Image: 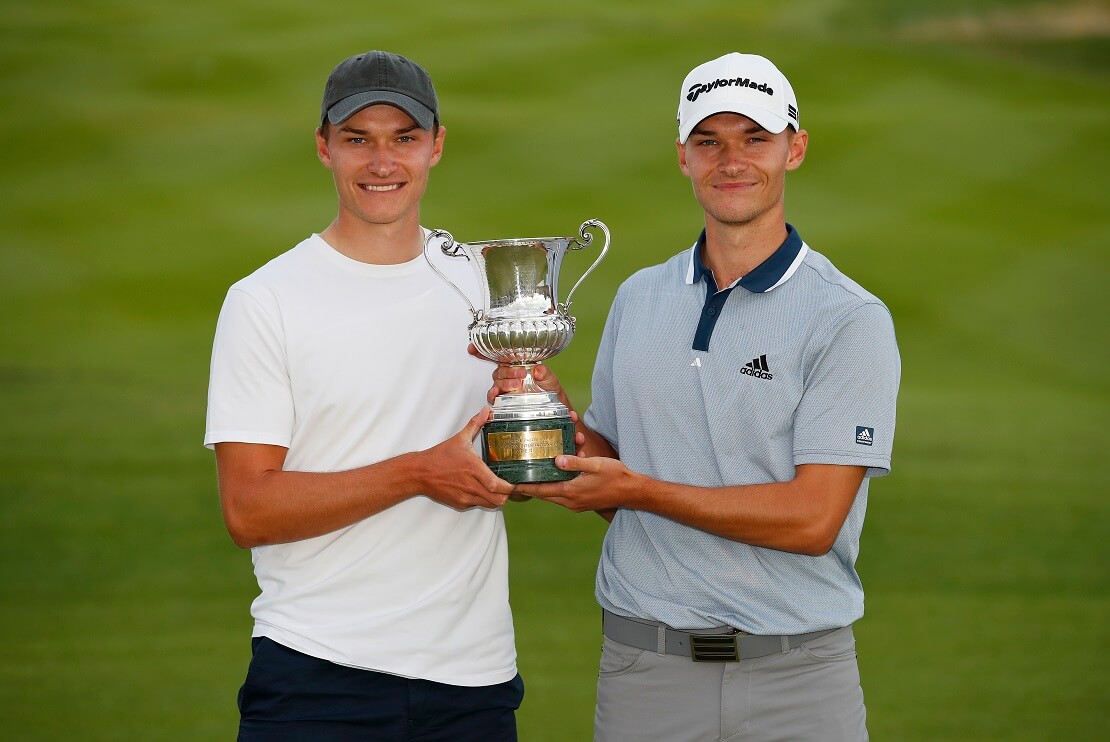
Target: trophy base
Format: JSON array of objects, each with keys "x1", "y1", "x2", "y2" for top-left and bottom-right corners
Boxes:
[{"x1": 482, "y1": 416, "x2": 578, "y2": 486}]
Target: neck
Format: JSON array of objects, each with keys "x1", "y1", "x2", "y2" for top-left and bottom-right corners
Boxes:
[
  {"x1": 319, "y1": 214, "x2": 424, "y2": 265},
  {"x1": 701, "y1": 214, "x2": 788, "y2": 289}
]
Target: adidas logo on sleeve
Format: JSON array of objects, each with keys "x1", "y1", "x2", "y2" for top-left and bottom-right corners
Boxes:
[
  {"x1": 740, "y1": 354, "x2": 773, "y2": 380},
  {"x1": 855, "y1": 426, "x2": 874, "y2": 446}
]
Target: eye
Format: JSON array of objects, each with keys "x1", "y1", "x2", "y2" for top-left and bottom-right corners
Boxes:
[
  {"x1": 397, "y1": 135, "x2": 414, "y2": 143},
  {"x1": 695, "y1": 138, "x2": 717, "y2": 147},
  {"x1": 347, "y1": 137, "x2": 365, "y2": 144}
]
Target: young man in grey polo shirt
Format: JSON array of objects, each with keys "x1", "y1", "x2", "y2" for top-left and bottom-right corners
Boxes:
[{"x1": 497, "y1": 52, "x2": 899, "y2": 741}]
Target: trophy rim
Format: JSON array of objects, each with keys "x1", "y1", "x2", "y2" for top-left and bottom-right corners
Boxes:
[{"x1": 454, "y1": 236, "x2": 573, "y2": 249}]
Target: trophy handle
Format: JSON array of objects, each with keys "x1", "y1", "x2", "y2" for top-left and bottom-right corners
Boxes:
[
  {"x1": 424, "y1": 229, "x2": 482, "y2": 323},
  {"x1": 560, "y1": 219, "x2": 610, "y2": 314}
]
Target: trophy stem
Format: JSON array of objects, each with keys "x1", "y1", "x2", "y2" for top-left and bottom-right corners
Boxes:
[{"x1": 519, "y1": 364, "x2": 543, "y2": 395}]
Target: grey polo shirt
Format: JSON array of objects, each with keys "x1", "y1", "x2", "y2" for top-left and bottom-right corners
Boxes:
[{"x1": 584, "y1": 225, "x2": 900, "y2": 634}]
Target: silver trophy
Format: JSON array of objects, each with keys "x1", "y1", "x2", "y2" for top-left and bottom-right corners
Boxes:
[{"x1": 425, "y1": 219, "x2": 610, "y2": 484}]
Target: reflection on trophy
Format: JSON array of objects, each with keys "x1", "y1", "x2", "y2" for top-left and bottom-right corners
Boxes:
[{"x1": 425, "y1": 219, "x2": 610, "y2": 485}]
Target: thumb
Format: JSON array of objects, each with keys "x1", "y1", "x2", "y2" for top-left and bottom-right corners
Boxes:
[
  {"x1": 533, "y1": 364, "x2": 556, "y2": 386},
  {"x1": 462, "y1": 407, "x2": 492, "y2": 440},
  {"x1": 554, "y1": 454, "x2": 592, "y2": 472}
]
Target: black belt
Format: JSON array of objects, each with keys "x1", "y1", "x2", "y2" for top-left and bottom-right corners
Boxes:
[{"x1": 603, "y1": 609, "x2": 839, "y2": 663}]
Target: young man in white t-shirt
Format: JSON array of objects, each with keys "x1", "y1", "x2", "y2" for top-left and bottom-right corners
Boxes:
[{"x1": 205, "y1": 50, "x2": 523, "y2": 740}]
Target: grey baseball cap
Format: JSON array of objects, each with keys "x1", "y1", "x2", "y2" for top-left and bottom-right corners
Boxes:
[{"x1": 321, "y1": 51, "x2": 438, "y2": 128}]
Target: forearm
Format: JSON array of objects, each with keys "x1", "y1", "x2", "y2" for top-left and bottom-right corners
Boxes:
[
  {"x1": 622, "y1": 465, "x2": 865, "y2": 555},
  {"x1": 632, "y1": 480, "x2": 820, "y2": 554},
  {"x1": 217, "y1": 410, "x2": 510, "y2": 548},
  {"x1": 218, "y1": 451, "x2": 423, "y2": 548}
]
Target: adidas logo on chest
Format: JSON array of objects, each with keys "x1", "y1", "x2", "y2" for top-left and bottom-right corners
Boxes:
[{"x1": 740, "y1": 354, "x2": 774, "y2": 380}]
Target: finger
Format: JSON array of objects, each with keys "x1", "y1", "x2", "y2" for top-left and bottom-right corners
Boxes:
[
  {"x1": 491, "y1": 367, "x2": 526, "y2": 392},
  {"x1": 462, "y1": 407, "x2": 492, "y2": 440},
  {"x1": 467, "y1": 343, "x2": 493, "y2": 363},
  {"x1": 553, "y1": 454, "x2": 593, "y2": 472},
  {"x1": 485, "y1": 492, "x2": 510, "y2": 508},
  {"x1": 487, "y1": 385, "x2": 500, "y2": 405},
  {"x1": 487, "y1": 475, "x2": 515, "y2": 497},
  {"x1": 574, "y1": 431, "x2": 586, "y2": 446},
  {"x1": 515, "y1": 482, "x2": 564, "y2": 500},
  {"x1": 532, "y1": 365, "x2": 555, "y2": 387},
  {"x1": 493, "y1": 364, "x2": 527, "y2": 378},
  {"x1": 466, "y1": 485, "x2": 507, "y2": 509}
]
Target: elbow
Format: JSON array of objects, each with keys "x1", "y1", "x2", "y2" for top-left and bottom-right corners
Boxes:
[
  {"x1": 797, "y1": 537, "x2": 836, "y2": 557},
  {"x1": 813, "y1": 527, "x2": 844, "y2": 556},
  {"x1": 226, "y1": 526, "x2": 263, "y2": 550},
  {"x1": 224, "y1": 513, "x2": 263, "y2": 549},
  {"x1": 792, "y1": 519, "x2": 842, "y2": 557},
  {"x1": 221, "y1": 497, "x2": 268, "y2": 549}
]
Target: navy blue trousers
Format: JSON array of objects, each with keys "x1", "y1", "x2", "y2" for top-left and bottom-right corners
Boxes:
[{"x1": 238, "y1": 638, "x2": 524, "y2": 741}]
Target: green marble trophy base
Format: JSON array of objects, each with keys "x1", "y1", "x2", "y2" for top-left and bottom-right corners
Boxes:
[{"x1": 482, "y1": 417, "x2": 578, "y2": 485}]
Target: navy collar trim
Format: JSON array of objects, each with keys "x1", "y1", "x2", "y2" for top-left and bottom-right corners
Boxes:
[{"x1": 687, "y1": 224, "x2": 805, "y2": 294}]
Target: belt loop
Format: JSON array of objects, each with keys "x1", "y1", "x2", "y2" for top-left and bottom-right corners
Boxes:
[
  {"x1": 780, "y1": 635, "x2": 790, "y2": 654},
  {"x1": 656, "y1": 624, "x2": 666, "y2": 656}
]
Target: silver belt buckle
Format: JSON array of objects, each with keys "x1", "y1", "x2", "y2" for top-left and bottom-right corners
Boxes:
[{"x1": 689, "y1": 630, "x2": 742, "y2": 662}]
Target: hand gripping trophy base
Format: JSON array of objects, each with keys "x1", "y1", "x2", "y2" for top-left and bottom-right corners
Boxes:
[{"x1": 481, "y1": 365, "x2": 578, "y2": 486}]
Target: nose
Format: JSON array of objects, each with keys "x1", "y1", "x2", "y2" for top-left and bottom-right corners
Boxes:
[
  {"x1": 367, "y1": 147, "x2": 396, "y2": 177},
  {"x1": 719, "y1": 146, "x2": 749, "y2": 177}
]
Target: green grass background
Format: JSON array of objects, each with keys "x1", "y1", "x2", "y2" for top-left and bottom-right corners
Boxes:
[{"x1": 1, "y1": 0, "x2": 1107, "y2": 739}]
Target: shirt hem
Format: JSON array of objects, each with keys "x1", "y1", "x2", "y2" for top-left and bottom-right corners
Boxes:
[
  {"x1": 204, "y1": 431, "x2": 292, "y2": 450},
  {"x1": 793, "y1": 449, "x2": 890, "y2": 475},
  {"x1": 252, "y1": 625, "x2": 518, "y2": 688}
]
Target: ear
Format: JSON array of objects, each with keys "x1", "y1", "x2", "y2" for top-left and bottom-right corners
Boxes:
[
  {"x1": 676, "y1": 138, "x2": 691, "y2": 178},
  {"x1": 785, "y1": 128, "x2": 808, "y2": 172},
  {"x1": 316, "y1": 127, "x2": 333, "y2": 169},
  {"x1": 429, "y1": 124, "x2": 446, "y2": 168}
]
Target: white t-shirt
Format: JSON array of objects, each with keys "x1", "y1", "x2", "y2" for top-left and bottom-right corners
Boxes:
[{"x1": 205, "y1": 232, "x2": 516, "y2": 686}]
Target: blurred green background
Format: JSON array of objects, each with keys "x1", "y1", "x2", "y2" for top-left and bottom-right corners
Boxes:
[{"x1": 1, "y1": 0, "x2": 1107, "y2": 739}]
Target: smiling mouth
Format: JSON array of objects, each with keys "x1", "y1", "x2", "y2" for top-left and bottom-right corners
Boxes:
[{"x1": 361, "y1": 183, "x2": 403, "y2": 192}]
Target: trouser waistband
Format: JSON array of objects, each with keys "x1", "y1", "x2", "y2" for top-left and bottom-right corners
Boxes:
[{"x1": 602, "y1": 609, "x2": 839, "y2": 662}]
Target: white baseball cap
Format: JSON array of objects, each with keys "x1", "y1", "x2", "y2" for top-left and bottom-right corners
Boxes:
[{"x1": 677, "y1": 52, "x2": 799, "y2": 143}]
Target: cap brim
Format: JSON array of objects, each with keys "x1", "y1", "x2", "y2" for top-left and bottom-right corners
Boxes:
[
  {"x1": 326, "y1": 91, "x2": 436, "y2": 128},
  {"x1": 679, "y1": 101, "x2": 790, "y2": 143}
]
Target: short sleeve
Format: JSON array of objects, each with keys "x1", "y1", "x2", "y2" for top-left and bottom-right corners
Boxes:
[
  {"x1": 792, "y1": 302, "x2": 900, "y2": 476},
  {"x1": 583, "y1": 291, "x2": 623, "y2": 452},
  {"x1": 204, "y1": 287, "x2": 295, "y2": 450}
]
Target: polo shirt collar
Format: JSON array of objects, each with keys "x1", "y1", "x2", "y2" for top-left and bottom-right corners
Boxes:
[{"x1": 684, "y1": 223, "x2": 808, "y2": 293}]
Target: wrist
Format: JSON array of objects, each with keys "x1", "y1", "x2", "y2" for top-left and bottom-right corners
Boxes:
[
  {"x1": 386, "y1": 450, "x2": 426, "y2": 498},
  {"x1": 619, "y1": 468, "x2": 652, "y2": 511}
]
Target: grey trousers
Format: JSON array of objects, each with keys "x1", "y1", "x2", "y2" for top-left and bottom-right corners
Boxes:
[{"x1": 594, "y1": 626, "x2": 867, "y2": 742}]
